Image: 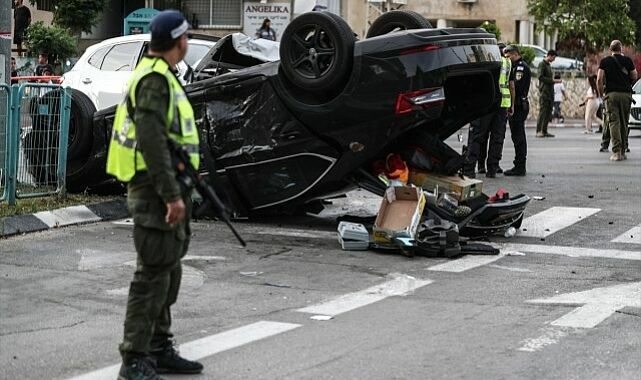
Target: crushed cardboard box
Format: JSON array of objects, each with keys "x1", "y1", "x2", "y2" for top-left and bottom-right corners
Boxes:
[
  {"x1": 373, "y1": 186, "x2": 426, "y2": 245},
  {"x1": 409, "y1": 171, "x2": 483, "y2": 201}
]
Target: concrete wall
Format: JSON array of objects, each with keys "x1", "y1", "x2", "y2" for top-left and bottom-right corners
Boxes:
[{"x1": 528, "y1": 77, "x2": 591, "y2": 120}]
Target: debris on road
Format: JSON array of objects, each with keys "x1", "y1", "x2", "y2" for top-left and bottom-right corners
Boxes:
[
  {"x1": 533, "y1": 196, "x2": 546, "y2": 201},
  {"x1": 310, "y1": 315, "x2": 333, "y2": 321}
]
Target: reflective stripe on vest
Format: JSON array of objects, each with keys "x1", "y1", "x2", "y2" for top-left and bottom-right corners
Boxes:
[
  {"x1": 499, "y1": 57, "x2": 512, "y2": 108},
  {"x1": 106, "y1": 57, "x2": 200, "y2": 182}
]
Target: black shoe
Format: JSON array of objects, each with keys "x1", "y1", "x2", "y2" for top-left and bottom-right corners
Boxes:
[
  {"x1": 626, "y1": 148, "x2": 630, "y2": 153},
  {"x1": 497, "y1": 167, "x2": 503, "y2": 174},
  {"x1": 118, "y1": 358, "x2": 164, "y2": 380},
  {"x1": 485, "y1": 171, "x2": 496, "y2": 178},
  {"x1": 544, "y1": 133, "x2": 555, "y2": 137},
  {"x1": 599, "y1": 147, "x2": 608, "y2": 152},
  {"x1": 150, "y1": 343, "x2": 204, "y2": 375},
  {"x1": 504, "y1": 168, "x2": 526, "y2": 176},
  {"x1": 477, "y1": 167, "x2": 486, "y2": 174}
]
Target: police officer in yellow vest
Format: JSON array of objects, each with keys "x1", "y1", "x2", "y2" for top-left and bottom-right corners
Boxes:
[
  {"x1": 465, "y1": 43, "x2": 515, "y2": 178},
  {"x1": 106, "y1": 10, "x2": 203, "y2": 380}
]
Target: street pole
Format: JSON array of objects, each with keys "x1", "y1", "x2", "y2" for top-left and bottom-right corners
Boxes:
[
  {"x1": 0, "y1": 0, "x2": 11, "y2": 177},
  {"x1": 0, "y1": 0, "x2": 10, "y2": 85}
]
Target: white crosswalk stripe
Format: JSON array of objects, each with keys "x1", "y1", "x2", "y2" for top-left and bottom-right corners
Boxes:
[
  {"x1": 66, "y1": 321, "x2": 301, "y2": 380},
  {"x1": 518, "y1": 207, "x2": 601, "y2": 238},
  {"x1": 612, "y1": 224, "x2": 641, "y2": 245}
]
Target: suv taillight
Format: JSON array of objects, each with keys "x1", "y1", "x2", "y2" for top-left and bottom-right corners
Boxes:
[{"x1": 394, "y1": 87, "x2": 445, "y2": 115}]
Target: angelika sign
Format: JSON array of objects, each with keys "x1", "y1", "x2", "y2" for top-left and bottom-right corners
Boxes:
[{"x1": 243, "y1": 2, "x2": 291, "y2": 41}]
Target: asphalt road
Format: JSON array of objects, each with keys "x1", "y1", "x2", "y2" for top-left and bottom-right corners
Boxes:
[{"x1": 1, "y1": 127, "x2": 640, "y2": 380}]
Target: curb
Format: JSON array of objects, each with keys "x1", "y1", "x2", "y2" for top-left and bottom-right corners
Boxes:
[{"x1": 0, "y1": 199, "x2": 129, "y2": 238}]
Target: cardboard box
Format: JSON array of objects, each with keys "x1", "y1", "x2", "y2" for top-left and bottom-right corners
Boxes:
[
  {"x1": 409, "y1": 171, "x2": 483, "y2": 201},
  {"x1": 373, "y1": 186, "x2": 426, "y2": 245}
]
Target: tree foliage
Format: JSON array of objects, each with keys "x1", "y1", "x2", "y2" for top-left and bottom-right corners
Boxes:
[
  {"x1": 517, "y1": 45, "x2": 536, "y2": 66},
  {"x1": 30, "y1": 0, "x2": 107, "y2": 35},
  {"x1": 527, "y1": 0, "x2": 636, "y2": 49},
  {"x1": 25, "y1": 21, "x2": 77, "y2": 60},
  {"x1": 630, "y1": 0, "x2": 641, "y2": 47},
  {"x1": 480, "y1": 21, "x2": 501, "y2": 41}
]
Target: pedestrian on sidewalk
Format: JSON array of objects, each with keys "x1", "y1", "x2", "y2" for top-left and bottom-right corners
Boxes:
[
  {"x1": 583, "y1": 74, "x2": 603, "y2": 134},
  {"x1": 106, "y1": 10, "x2": 204, "y2": 380},
  {"x1": 504, "y1": 45, "x2": 531, "y2": 176},
  {"x1": 536, "y1": 50, "x2": 558, "y2": 138},
  {"x1": 465, "y1": 43, "x2": 514, "y2": 178},
  {"x1": 552, "y1": 74, "x2": 566, "y2": 124},
  {"x1": 597, "y1": 40, "x2": 638, "y2": 161},
  {"x1": 13, "y1": 0, "x2": 31, "y2": 57}
]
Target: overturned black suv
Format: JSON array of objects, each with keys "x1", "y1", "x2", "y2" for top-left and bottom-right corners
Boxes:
[{"x1": 31, "y1": 11, "x2": 529, "y2": 233}]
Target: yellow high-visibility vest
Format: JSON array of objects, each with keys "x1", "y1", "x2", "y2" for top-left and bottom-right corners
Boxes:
[
  {"x1": 499, "y1": 57, "x2": 512, "y2": 108},
  {"x1": 106, "y1": 57, "x2": 199, "y2": 182}
]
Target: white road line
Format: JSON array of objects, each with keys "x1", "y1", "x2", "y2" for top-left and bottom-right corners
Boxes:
[
  {"x1": 426, "y1": 255, "x2": 505, "y2": 273},
  {"x1": 612, "y1": 224, "x2": 641, "y2": 245},
  {"x1": 518, "y1": 327, "x2": 569, "y2": 352},
  {"x1": 34, "y1": 205, "x2": 101, "y2": 228},
  {"x1": 502, "y1": 243, "x2": 641, "y2": 261},
  {"x1": 527, "y1": 282, "x2": 641, "y2": 329},
  {"x1": 66, "y1": 321, "x2": 300, "y2": 380},
  {"x1": 518, "y1": 207, "x2": 600, "y2": 238},
  {"x1": 487, "y1": 264, "x2": 532, "y2": 273},
  {"x1": 296, "y1": 273, "x2": 432, "y2": 316}
]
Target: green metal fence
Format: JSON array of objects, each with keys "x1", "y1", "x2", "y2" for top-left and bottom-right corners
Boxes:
[
  {"x1": 1, "y1": 83, "x2": 71, "y2": 205},
  {"x1": 0, "y1": 84, "x2": 9, "y2": 203}
]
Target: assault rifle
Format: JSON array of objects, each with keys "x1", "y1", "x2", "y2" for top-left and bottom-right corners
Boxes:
[{"x1": 168, "y1": 140, "x2": 246, "y2": 247}]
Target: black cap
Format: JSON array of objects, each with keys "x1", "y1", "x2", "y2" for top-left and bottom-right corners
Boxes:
[
  {"x1": 150, "y1": 10, "x2": 189, "y2": 42},
  {"x1": 547, "y1": 49, "x2": 558, "y2": 56},
  {"x1": 504, "y1": 45, "x2": 520, "y2": 54}
]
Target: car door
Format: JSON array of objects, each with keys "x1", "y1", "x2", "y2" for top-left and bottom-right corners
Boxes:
[{"x1": 90, "y1": 41, "x2": 143, "y2": 110}]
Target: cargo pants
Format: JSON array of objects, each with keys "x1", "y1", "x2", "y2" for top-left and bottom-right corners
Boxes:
[
  {"x1": 536, "y1": 95, "x2": 553, "y2": 134},
  {"x1": 119, "y1": 194, "x2": 192, "y2": 363},
  {"x1": 604, "y1": 92, "x2": 632, "y2": 154}
]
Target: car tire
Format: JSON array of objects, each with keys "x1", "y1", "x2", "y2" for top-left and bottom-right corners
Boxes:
[
  {"x1": 32, "y1": 88, "x2": 95, "y2": 160},
  {"x1": 280, "y1": 11, "x2": 355, "y2": 92},
  {"x1": 366, "y1": 10, "x2": 432, "y2": 38},
  {"x1": 24, "y1": 89, "x2": 97, "y2": 189}
]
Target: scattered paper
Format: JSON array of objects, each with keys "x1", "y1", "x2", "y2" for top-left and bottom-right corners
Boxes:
[{"x1": 310, "y1": 315, "x2": 333, "y2": 321}]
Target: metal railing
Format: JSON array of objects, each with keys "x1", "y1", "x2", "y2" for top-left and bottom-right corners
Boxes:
[{"x1": 1, "y1": 83, "x2": 71, "y2": 205}]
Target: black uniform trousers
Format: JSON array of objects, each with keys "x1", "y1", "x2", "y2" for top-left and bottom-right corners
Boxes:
[
  {"x1": 509, "y1": 103, "x2": 529, "y2": 170},
  {"x1": 467, "y1": 108, "x2": 508, "y2": 173}
]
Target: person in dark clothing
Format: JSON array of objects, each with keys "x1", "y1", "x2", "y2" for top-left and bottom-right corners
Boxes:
[
  {"x1": 504, "y1": 45, "x2": 531, "y2": 176},
  {"x1": 34, "y1": 53, "x2": 54, "y2": 76},
  {"x1": 465, "y1": 43, "x2": 514, "y2": 178},
  {"x1": 13, "y1": 0, "x2": 31, "y2": 57},
  {"x1": 256, "y1": 18, "x2": 277, "y2": 41},
  {"x1": 11, "y1": 57, "x2": 18, "y2": 77},
  {"x1": 597, "y1": 40, "x2": 638, "y2": 161},
  {"x1": 536, "y1": 50, "x2": 558, "y2": 138}
]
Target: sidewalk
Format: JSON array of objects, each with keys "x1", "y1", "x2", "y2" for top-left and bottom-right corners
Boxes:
[{"x1": 525, "y1": 118, "x2": 585, "y2": 128}]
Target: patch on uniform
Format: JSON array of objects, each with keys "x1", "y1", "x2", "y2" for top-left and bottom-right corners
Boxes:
[{"x1": 516, "y1": 72, "x2": 524, "y2": 80}]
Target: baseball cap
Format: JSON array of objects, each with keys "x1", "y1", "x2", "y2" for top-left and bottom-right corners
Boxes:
[{"x1": 150, "y1": 10, "x2": 189, "y2": 41}]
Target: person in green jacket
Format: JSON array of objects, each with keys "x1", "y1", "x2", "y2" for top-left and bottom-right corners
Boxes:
[
  {"x1": 106, "y1": 10, "x2": 204, "y2": 380},
  {"x1": 536, "y1": 49, "x2": 558, "y2": 138}
]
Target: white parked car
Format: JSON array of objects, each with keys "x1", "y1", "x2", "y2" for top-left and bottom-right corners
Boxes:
[
  {"x1": 62, "y1": 33, "x2": 218, "y2": 111},
  {"x1": 523, "y1": 44, "x2": 583, "y2": 71},
  {"x1": 630, "y1": 79, "x2": 641, "y2": 130}
]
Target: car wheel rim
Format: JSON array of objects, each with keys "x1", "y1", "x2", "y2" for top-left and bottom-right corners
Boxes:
[{"x1": 288, "y1": 23, "x2": 337, "y2": 80}]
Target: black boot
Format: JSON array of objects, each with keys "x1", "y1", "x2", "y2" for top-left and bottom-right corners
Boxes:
[
  {"x1": 150, "y1": 342, "x2": 204, "y2": 374},
  {"x1": 118, "y1": 357, "x2": 165, "y2": 380},
  {"x1": 504, "y1": 167, "x2": 526, "y2": 176}
]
